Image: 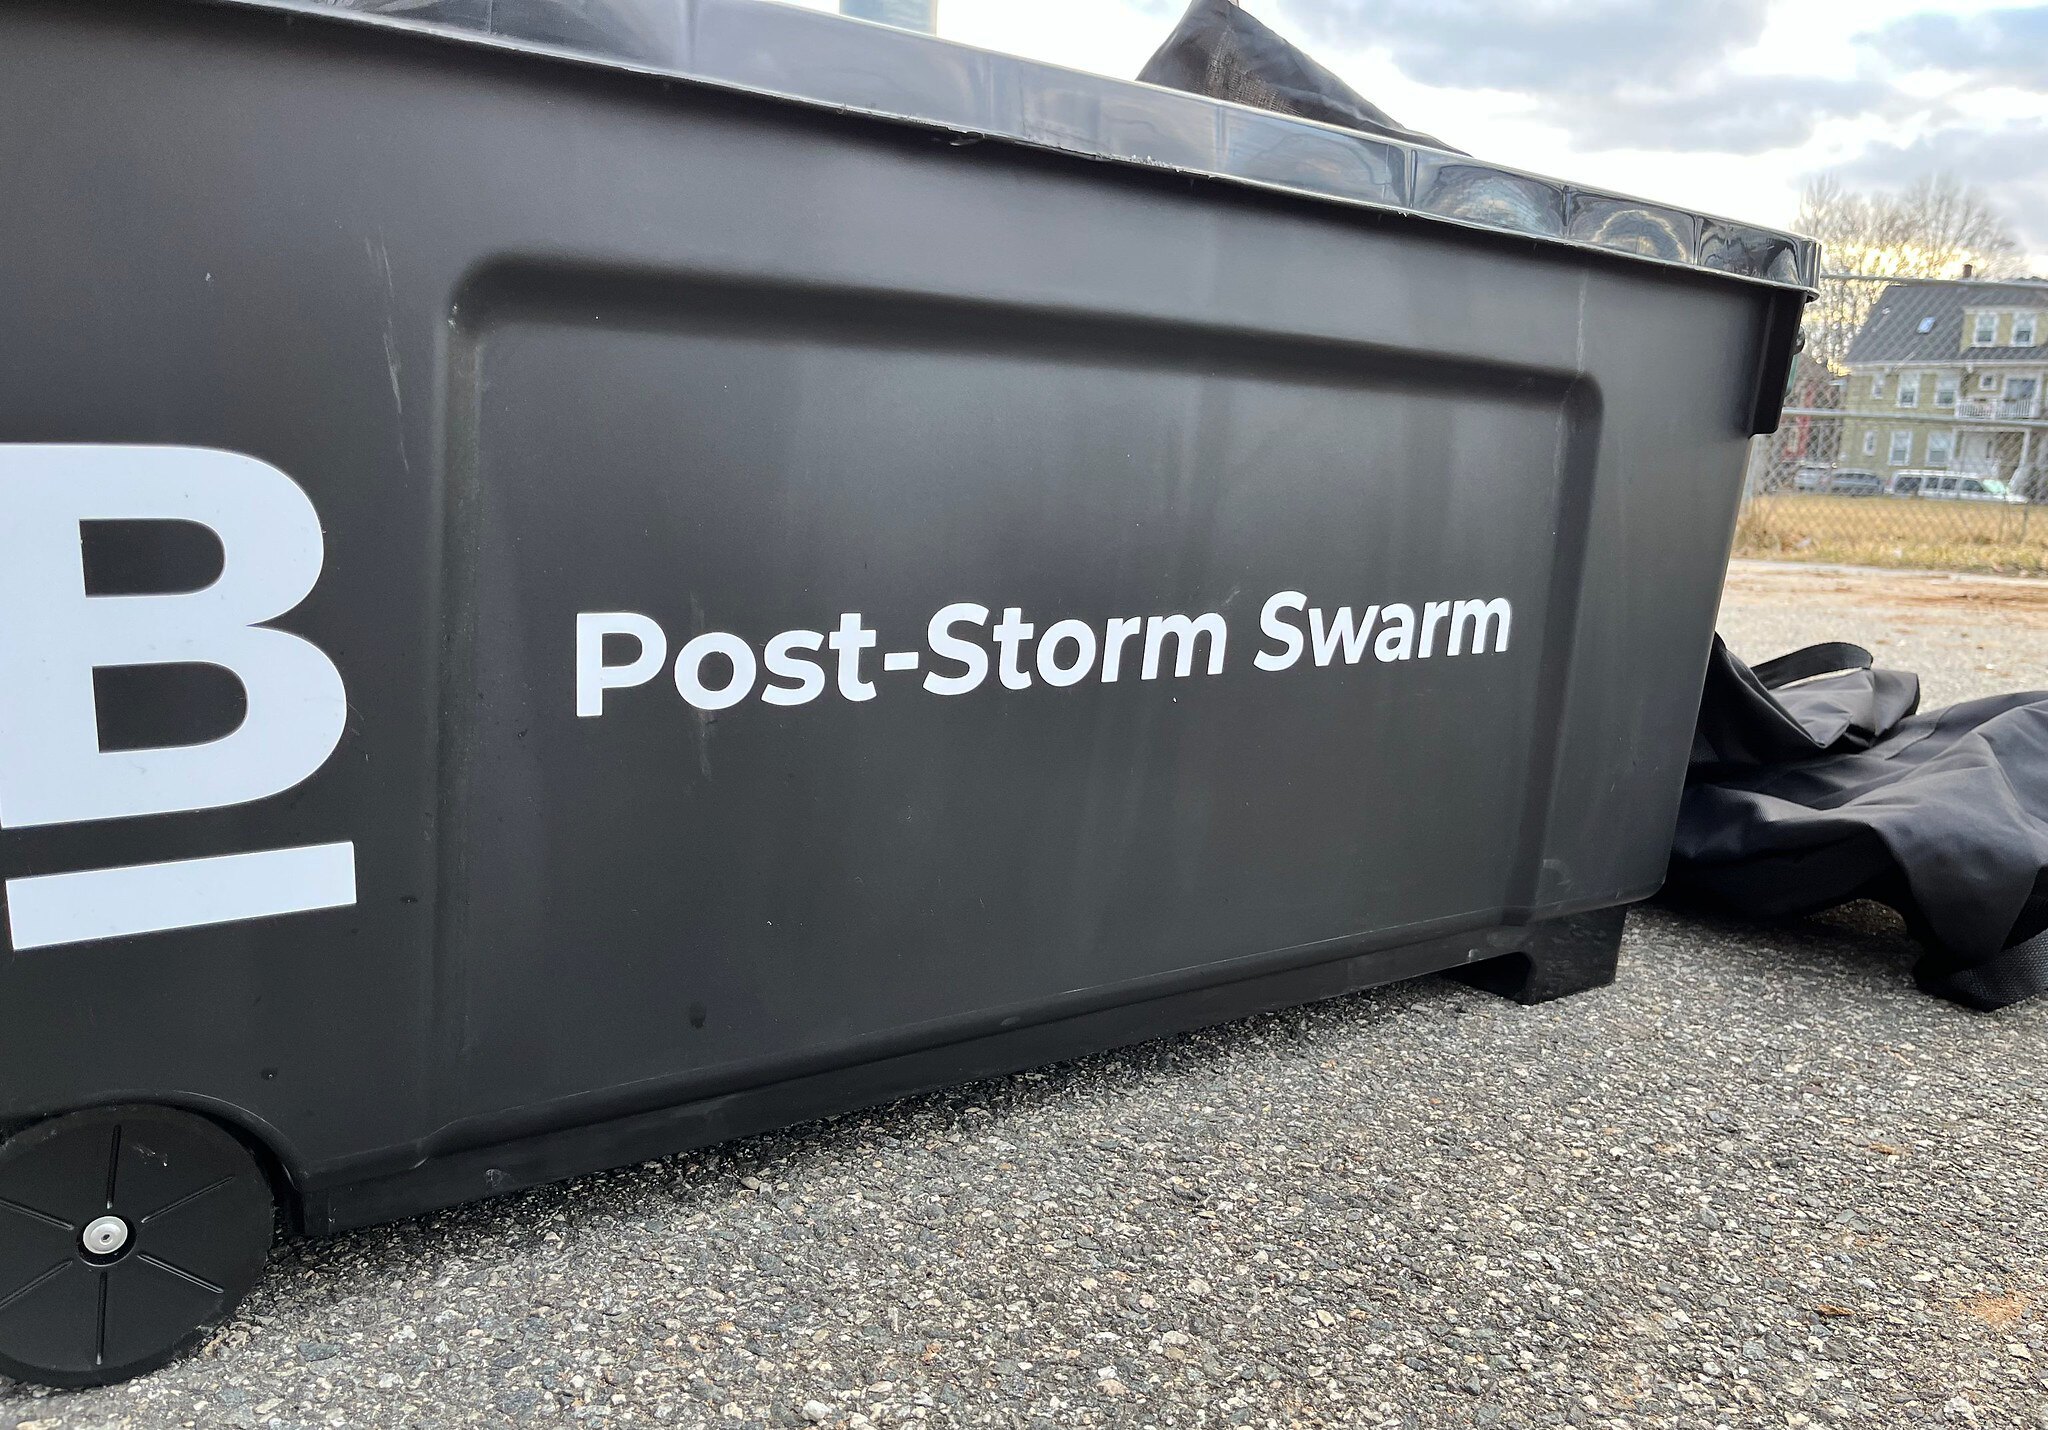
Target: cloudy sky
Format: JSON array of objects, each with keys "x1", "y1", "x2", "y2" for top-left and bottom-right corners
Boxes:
[{"x1": 797, "y1": 0, "x2": 2048, "y2": 270}]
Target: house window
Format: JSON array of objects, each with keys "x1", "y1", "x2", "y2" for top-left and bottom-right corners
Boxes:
[
  {"x1": 1896, "y1": 373, "x2": 1919, "y2": 407},
  {"x1": 1870, "y1": 373, "x2": 1885, "y2": 399},
  {"x1": 2017, "y1": 314, "x2": 2039, "y2": 347},
  {"x1": 1863, "y1": 430, "x2": 1878, "y2": 456},
  {"x1": 1934, "y1": 375, "x2": 1958, "y2": 407},
  {"x1": 2010, "y1": 376, "x2": 2040, "y2": 414},
  {"x1": 1926, "y1": 432, "x2": 1952, "y2": 468},
  {"x1": 1889, "y1": 430, "x2": 1914, "y2": 465},
  {"x1": 1973, "y1": 312, "x2": 1999, "y2": 345},
  {"x1": 1980, "y1": 373, "x2": 1999, "y2": 391}
]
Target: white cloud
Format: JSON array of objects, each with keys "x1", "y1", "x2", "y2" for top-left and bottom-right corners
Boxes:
[
  {"x1": 1838, "y1": 117, "x2": 2048, "y2": 258},
  {"x1": 1270, "y1": 0, "x2": 1774, "y2": 92},
  {"x1": 1871, "y1": 5, "x2": 2048, "y2": 87}
]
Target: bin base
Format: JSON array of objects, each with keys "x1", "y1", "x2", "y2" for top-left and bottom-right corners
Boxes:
[
  {"x1": 303, "y1": 902, "x2": 1639, "y2": 1234},
  {"x1": 1451, "y1": 907, "x2": 1628, "y2": 1005}
]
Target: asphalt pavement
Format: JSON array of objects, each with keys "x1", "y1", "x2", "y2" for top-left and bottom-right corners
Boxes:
[{"x1": 5, "y1": 561, "x2": 2046, "y2": 1430}]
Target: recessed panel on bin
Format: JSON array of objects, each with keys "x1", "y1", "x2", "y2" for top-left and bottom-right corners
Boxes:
[{"x1": 439, "y1": 265, "x2": 1582, "y2": 1116}]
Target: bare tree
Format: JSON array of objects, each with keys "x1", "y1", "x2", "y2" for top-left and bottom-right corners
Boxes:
[
  {"x1": 1795, "y1": 172, "x2": 2024, "y2": 374},
  {"x1": 1798, "y1": 172, "x2": 2020, "y2": 278}
]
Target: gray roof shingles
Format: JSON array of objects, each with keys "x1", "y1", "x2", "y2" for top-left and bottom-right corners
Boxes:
[{"x1": 1845, "y1": 280, "x2": 2048, "y2": 366}]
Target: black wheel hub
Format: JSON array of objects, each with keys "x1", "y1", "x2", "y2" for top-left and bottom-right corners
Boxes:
[{"x1": 0, "y1": 1105, "x2": 273, "y2": 1387}]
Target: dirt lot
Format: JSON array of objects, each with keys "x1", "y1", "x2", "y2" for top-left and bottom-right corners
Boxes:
[{"x1": 1720, "y1": 561, "x2": 2048, "y2": 701}]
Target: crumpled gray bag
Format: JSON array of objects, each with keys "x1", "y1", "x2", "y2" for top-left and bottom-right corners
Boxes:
[{"x1": 1138, "y1": 0, "x2": 1458, "y2": 152}]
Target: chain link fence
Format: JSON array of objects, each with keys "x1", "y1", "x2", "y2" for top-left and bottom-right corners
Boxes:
[{"x1": 1736, "y1": 272, "x2": 2048, "y2": 577}]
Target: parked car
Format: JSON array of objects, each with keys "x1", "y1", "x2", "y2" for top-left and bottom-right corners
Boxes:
[
  {"x1": 1792, "y1": 463, "x2": 1832, "y2": 492},
  {"x1": 1946, "y1": 475, "x2": 2027, "y2": 504},
  {"x1": 1825, "y1": 468, "x2": 1882, "y2": 496},
  {"x1": 1891, "y1": 470, "x2": 2026, "y2": 503}
]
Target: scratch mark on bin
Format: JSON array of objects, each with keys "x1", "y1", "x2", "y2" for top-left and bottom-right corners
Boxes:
[
  {"x1": 368, "y1": 235, "x2": 411, "y2": 476},
  {"x1": 1574, "y1": 270, "x2": 1589, "y2": 374},
  {"x1": 689, "y1": 593, "x2": 714, "y2": 783}
]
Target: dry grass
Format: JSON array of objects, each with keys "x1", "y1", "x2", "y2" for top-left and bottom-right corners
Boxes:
[{"x1": 1733, "y1": 494, "x2": 2048, "y2": 578}]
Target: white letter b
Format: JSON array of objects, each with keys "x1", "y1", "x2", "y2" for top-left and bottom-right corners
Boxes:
[{"x1": 0, "y1": 446, "x2": 348, "y2": 828}]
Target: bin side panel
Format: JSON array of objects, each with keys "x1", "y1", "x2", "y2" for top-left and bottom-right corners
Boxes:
[
  {"x1": 1526, "y1": 277, "x2": 1765, "y2": 909},
  {"x1": 0, "y1": 0, "x2": 1774, "y2": 1192},
  {"x1": 440, "y1": 267, "x2": 1571, "y2": 1119}
]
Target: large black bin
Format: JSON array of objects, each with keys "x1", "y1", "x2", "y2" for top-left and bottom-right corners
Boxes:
[{"x1": 0, "y1": 0, "x2": 1814, "y2": 1385}]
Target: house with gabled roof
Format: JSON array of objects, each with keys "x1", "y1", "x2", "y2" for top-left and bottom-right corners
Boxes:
[{"x1": 1841, "y1": 278, "x2": 2048, "y2": 497}]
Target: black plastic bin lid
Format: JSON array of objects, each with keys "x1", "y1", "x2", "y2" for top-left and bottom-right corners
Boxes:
[{"x1": 223, "y1": 0, "x2": 1817, "y2": 291}]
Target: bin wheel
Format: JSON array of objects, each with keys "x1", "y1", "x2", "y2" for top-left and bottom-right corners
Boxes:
[{"x1": 0, "y1": 1105, "x2": 274, "y2": 1388}]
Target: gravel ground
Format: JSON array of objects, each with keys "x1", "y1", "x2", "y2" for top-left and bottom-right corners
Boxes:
[
  {"x1": 1717, "y1": 561, "x2": 2048, "y2": 704},
  {"x1": 6, "y1": 563, "x2": 2047, "y2": 1430}
]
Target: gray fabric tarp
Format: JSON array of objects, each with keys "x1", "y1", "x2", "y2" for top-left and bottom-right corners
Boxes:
[{"x1": 1669, "y1": 639, "x2": 2048, "y2": 1010}]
